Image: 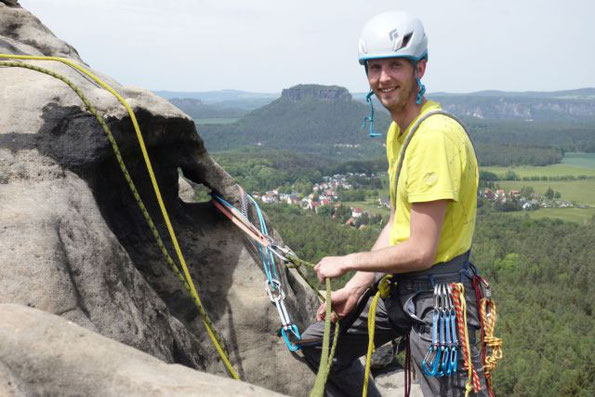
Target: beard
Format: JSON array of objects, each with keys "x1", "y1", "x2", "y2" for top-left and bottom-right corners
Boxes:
[{"x1": 375, "y1": 76, "x2": 418, "y2": 114}]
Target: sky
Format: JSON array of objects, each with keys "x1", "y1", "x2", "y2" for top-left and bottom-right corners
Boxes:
[{"x1": 18, "y1": 0, "x2": 595, "y2": 94}]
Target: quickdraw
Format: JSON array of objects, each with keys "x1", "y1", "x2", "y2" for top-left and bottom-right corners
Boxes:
[
  {"x1": 212, "y1": 192, "x2": 302, "y2": 351},
  {"x1": 421, "y1": 283, "x2": 459, "y2": 377},
  {"x1": 210, "y1": 191, "x2": 339, "y2": 397}
]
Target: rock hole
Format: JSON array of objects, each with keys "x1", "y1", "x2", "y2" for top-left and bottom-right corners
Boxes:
[{"x1": 178, "y1": 168, "x2": 212, "y2": 203}]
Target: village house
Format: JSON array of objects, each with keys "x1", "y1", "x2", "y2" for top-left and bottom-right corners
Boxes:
[{"x1": 351, "y1": 207, "x2": 363, "y2": 218}]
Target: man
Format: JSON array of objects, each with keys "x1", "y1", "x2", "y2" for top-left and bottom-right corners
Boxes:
[{"x1": 301, "y1": 11, "x2": 488, "y2": 397}]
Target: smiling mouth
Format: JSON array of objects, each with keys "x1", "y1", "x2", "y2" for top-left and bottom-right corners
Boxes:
[{"x1": 379, "y1": 87, "x2": 397, "y2": 94}]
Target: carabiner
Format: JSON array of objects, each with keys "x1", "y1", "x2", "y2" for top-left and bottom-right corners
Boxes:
[
  {"x1": 449, "y1": 307, "x2": 459, "y2": 373},
  {"x1": 442, "y1": 309, "x2": 453, "y2": 375},
  {"x1": 280, "y1": 324, "x2": 302, "y2": 352},
  {"x1": 264, "y1": 279, "x2": 285, "y2": 302},
  {"x1": 422, "y1": 345, "x2": 441, "y2": 376},
  {"x1": 436, "y1": 309, "x2": 447, "y2": 377}
]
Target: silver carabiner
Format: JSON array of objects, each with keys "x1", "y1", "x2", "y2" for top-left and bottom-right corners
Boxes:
[{"x1": 264, "y1": 279, "x2": 285, "y2": 302}]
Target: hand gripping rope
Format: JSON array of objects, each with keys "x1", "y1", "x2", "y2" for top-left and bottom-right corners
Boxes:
[{"x1": 0, "y1": 54, "x2": 238, "y2": 378}]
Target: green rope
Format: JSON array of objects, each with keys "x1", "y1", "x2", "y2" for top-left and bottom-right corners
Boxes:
[{"x1": 284, "y1": 254, "x2": 340, "y2": 397}]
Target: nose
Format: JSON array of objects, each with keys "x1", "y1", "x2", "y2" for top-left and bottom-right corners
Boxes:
[{"x1": 379, "y1": 66, "x2": 391, "y2": 84}]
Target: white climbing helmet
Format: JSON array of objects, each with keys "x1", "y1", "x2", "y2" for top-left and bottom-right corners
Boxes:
[{"x1": 358, "y1": 11, "x2": 428, "y2": 65}]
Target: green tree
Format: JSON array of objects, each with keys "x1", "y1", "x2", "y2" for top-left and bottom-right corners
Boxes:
[{"x1": 520, "y1": 186, "x2": 534, "y2": 198}]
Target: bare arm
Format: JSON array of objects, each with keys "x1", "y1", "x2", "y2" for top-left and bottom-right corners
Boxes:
[
  {"x1": 342, "y1": 206, "x2": 394, "y2": 292},
  {"x1": 315, "y1": 200, "x2": 448, "y2": 282},
  {"x1": 315, "y1": 207, "x2": 394, "y2": 321}
]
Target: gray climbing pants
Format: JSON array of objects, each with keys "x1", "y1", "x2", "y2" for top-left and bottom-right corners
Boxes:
[{"x1": 301, "y1": 254, "x2": 489, "y2": 397}]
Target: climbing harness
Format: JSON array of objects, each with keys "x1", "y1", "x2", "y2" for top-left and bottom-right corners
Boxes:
[
  {"x1": 0, "y1": 54, "x2": 238, "y2": 379},
  {"x1": 361, "y1": 90, "x2": 381, "y2": 137},
  {"x1": 421, "y1": 283, "x2": 459, "y2": 377},
  {"x1": 382, "y1": 110, "x2": 502, "y2": 395}
]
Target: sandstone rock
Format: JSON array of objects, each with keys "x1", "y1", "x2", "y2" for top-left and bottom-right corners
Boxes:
[
  {"x1": 1, "y1": 1, "x2": 19, "y2": 8},
  {"x1": 281, "y1": 84, "x2": 353, "y2": 102},
  {"x1": 0, "y1": 4, "x2": 317, "y2": 396},
  {"x1": 0, "y1": 304, "x2": 286, "y2": 396}
]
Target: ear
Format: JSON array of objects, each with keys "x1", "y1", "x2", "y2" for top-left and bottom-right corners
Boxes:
[{"x1": 416, "y1": 58, "x2": 427, "y2": 79}]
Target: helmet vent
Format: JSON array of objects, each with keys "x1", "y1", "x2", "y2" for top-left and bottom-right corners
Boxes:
[{"x1": 401, "y1": 32, "x2": 413, "y2": 48}]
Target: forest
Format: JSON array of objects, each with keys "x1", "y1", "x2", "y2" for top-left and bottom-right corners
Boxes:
[{"x1": 263, "y1": 204, "x2": 595, "y2": 396}]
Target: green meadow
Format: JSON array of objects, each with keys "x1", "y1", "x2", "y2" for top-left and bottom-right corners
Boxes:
[
  {"x1": 482, "y1": 164, "x2": 595, "y2": 178},
  {"x1": 342, "y1": 199, "x2": 390, "y2": 217},
  {"x1": 485, "y1": 153, "x2": 595, "y2": 223},
  {"x1": 496, "y1": 180, "x2": 595, "y2": 206},
  {"x1": 561, "y1": 151, "x2": 595, "y2": 169},
  {"x1": 506, "y1": 207, "x2": 595, "y2": 224},
  {"x1": 482, "y1": 152, "x2": 595, "y2": 179}
]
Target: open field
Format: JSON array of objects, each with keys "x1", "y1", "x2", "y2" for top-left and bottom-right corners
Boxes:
[
  {"x1": 483, "y1": 152, "x2": 595, "y2": 178},
  {"x1": 496, "y1": 180, "x2": 595, "y2": 205},
  {"x1": 561, "y1": 152, "x2": 595, "y2": 169},
  {"x1": 482, "y1": 164, "x2": 595, "y2": 178},
  {"x1": 342, "y1": 199, "x2": 390, "y2": 216},
  {"x1": 505, "y1": 207, "x2": 595, "y2": 224}
]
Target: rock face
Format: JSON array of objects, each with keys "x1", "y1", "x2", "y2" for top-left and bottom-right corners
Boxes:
[
  {"x1": 281, "y1": 84, "x2": 353, "y2": 102},
  {"x1": 0, "y1": 3, "x2": 317, "y2": 396},
  {"x1": 0, "y1": 304, "x2": 286, "y2": 397}
]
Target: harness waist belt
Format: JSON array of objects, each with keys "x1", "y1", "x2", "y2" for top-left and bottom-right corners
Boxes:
[{"x1": 394, "y1": 250, "x2": 472, "y2": 291}]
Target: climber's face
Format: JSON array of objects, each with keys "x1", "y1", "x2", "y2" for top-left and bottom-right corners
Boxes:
[{"x1": 367, "y1": 57, "x2": 426, "y2": 112}]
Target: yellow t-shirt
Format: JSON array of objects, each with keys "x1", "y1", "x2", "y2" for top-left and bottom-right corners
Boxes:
[{"x1": 387, "y1": 101, "x2": 479, "y2": 265}]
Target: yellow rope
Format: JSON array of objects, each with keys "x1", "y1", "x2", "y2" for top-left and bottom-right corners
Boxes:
[
  {"x1": 362, "y1": 275, "x2": 392, "y2": 397},
  {"x1": 451, "y1": 283, "x2": 481, "y2": 397},
  {"x1": 0, "y1": 55, "x2": 239, "y2": 379},
  {"x1": 480, "y1": 298, "x2": 503, "y2": 378}
]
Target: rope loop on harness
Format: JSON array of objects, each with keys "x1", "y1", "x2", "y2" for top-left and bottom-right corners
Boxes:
[
  {"x1": 474, "y1": 275, "x2": 503, "y2": 397},
  {"x1": 450, "y1": 283, "x2": 481, "y2": 396}
]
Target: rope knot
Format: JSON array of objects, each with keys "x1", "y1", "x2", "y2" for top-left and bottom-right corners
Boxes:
[{"x1": 377, "y1": 274, "x2": 393, "y2": 299}]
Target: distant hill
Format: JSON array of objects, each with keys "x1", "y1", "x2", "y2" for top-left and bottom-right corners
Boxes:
[
  {"x1": 154, "y1": 89, "x2": 278, "y2": 112},
  {"x1": 167, "y1": 85, "x2": 595, "y2": 159},
  {"x1": 199, "y1": 84, "x2": 390, "y2": 160},
  {"x1": 352, "y1": 87, "x2": 595, "y2": 121},
  {"x1": 161, "y1": 87, "x2": 595, "y2": 123},
  {"x1": 167, "y1": 98, "x2": 247, "y2": 119},
  {"x1": 430, "y1": 87, "x2": 595, "y2": 99},
  {"x1": 430, "y1": 94, "x2": 595, "y2": 122}
]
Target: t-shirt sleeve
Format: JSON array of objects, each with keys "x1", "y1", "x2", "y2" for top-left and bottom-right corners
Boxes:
[{"x1": 405, "y1": 121, "x2": 463, "y2": 203}]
